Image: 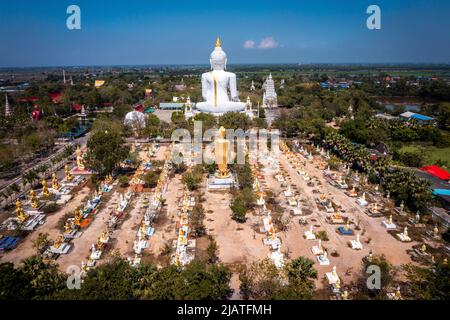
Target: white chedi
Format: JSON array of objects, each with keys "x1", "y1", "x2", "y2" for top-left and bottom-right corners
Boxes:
[
  {"x1": 196, "y1": 37, "x2": 246, "y2": 114},
  {"x1": 124, "y1": 111, "x2": 146, "y2": 129}
]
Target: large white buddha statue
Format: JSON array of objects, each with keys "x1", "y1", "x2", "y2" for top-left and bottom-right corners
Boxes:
[{"x1": 196, "y1": 37, "x2": 246, "y2": 114}]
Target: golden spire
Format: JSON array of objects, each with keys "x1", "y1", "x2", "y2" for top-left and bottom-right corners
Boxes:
[{"x1": 215, "y1": 36, "x2": 221, "y2": 47}]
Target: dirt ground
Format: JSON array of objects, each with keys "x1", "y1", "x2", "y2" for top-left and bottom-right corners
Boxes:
[
  {"x1": 270, "y1": 151, "x2": 416, "y2": 288},
  {"x1": 0, "y1": 186, "x2": 91, "y2": 267}
]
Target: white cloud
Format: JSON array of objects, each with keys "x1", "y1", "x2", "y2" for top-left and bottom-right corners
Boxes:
[
  {"x1": 243, "y1": 40, "x2": 255, "y2": 49},
  {"x1": 258, "y1": 37, "x2": 279, "y2": 49}
]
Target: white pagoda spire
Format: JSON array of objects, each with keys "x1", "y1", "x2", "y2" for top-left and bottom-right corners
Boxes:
[
  {"x1": 63, "y1": 69, "x2": 66, "y2": 84},
  {"x1": 262, "y1": 73, "x2": 277, "y2": 108},
  {"x1": 5, "y1": 94, "x2": 11, "y2": 117}
]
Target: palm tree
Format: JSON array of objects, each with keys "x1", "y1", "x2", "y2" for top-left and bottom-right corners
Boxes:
[
  {"x1": 8, "y1": 183, "x2": 21, "y2": 195},
  {"x1": 22, "y1": 170, "x2": 40, "y2": 188}
]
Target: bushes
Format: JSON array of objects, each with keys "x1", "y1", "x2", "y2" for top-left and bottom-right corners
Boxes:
[
  {"x1": 143, "y1": 169, "x2": 161, "y2": 188},
  {"x1": 43, "y1": 202, "x2": 60, "y2": 214},
  {"x1": 230, "y1": 196, "x2": 247, "y2": 223},
  {"x1": 230, "y1": 187, "x2": 255, "y2": 223},
  {"x1": 239, "y1": 257, "x2": 317, "y2": 300},
  {"x1": 190, "y1": 203, "x2": 206, "y2": 237},
  {"x1": 381, "y1": 168, "x2": 432, "y2": 211},
  {"x1": 393, "y1": 150, "x2": 424, "y2": 167},
  {"x1": 182, "y1": 165, "x2": 203, "y2": 191},
  {"x1": 118, "y1": 175, "x2": 129, "y2": 187},
  {"x1": 235, "y1": 163, "x2": 254, "y2": 190},
  {"x1": 315, "y1": 230, "x2": 329, "y2": 241}
]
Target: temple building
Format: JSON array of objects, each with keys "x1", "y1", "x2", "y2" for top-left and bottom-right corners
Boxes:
[
  {"x1": 262, "y1": 73, "x2": 278, "y2": 108},
  {"x1": 4, "y1": 94, "x2": 11, "y2": 117}
]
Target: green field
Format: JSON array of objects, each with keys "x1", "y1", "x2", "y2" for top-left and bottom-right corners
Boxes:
[{"x1": 399, "y1": 144, "x2": 450, "y2": 169}]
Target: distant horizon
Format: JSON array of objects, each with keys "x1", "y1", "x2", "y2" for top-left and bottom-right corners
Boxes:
[{"x1": 2, "y1": 62, "x2": 450, "y2": 70}]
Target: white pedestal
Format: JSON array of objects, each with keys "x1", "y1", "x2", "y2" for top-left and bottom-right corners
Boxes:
[
  {"x1": 257, "y1": 198, "x2": 265, "y2": 206},
  {"x1": 207, "y1": 174, "x2": 235, "y2": 190},
  {"x1": 326, "y1": 272, "x2": 340, "y2": 284},
  {"x1": 269, "y1": 251, "x2": 284, "y2": 269},
  {"x1": 263, "y1": 237, "x2": 281, "y2": 250},
  {"x1": 357, "y1": 198, "x2": 368, "y2": 206},
  {"x1": 49, "y1": 243, "x2": 71, "y2": 254},
  {"x1": 3, "y1": 214, "x2": 45, "y2": 231},
  {"x1": 350, "y1": 240, "x2": 363, "y2": 250},
  {"x1": 311, "y1": 245, "x2": 324, "y2": 255},
  {"x1": 317, "y1": 255, "x2": 330, "y2": 266},
  {"x1": 90, "y1": 250, "x2": 102, "y2": 260},
  {"x1": 336, "y1": 181, "x2": 348, "y2": 189},
  {"x1": 382, "y1": 221, "x2": 397, "y2": 229},
  {"x1": 284, "y1": 190, "x2": 293, "y2": 197},
  {"x1": 397, "y1": 233, "x2": 411, "y2": 242},
  {"x1": 304, "y1": 231, "x2": 316, "y2": 240}
]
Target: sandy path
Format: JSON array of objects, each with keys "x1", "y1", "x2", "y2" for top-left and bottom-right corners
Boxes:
[
  {"x1": 145, "y1": 173, "x2": 182, "y2": 261},
  {"x1": 203, "y1": 190, "x2": 269, "y2": 265},
  {"x1": 0, "y1": 186, "x2": 90, "y2": 267},
  {"x1": 57, "y1": 191, "x2": 120, "y2": 272},
  {"x1": 112, "y1": 194, "x2": 148, "y2": 257},
  {"x1": 270, "y1": 151, "x2": 415, "y2": 287}
]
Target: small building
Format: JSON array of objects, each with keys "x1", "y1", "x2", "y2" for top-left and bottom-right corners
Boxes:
[
  {"x1": 415, "y1": 167, "x2": 450, "y2": 210},
  {"x1": 159, "y1": 103, "x2": 184, "y2": 110},
  {"x1": 429, "y1": 206, "x2": 450, "y2": 229},
  {"x1": 399, "y1": 112, "x2": 435, "y2": 124}
]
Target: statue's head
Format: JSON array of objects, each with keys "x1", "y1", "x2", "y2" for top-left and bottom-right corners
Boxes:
[{"x1": 210, "y1": 37, "x2": 227, "y2": 70}]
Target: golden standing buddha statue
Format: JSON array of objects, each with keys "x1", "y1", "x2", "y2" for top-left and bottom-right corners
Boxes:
[
  {"x1": 76, "y1": 146, "x2": 86, "y2": 171},
  {"x1": 214, "y1": 126, "x2": 230, "y2": 178},
  {"x1": 74, "y1": 208, "x2": 82, "y2": 226}
]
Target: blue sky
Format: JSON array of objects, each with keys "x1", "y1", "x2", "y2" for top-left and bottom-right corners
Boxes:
[{"x1": 0, "y1": 0, "x2": 449, "y2": 67}]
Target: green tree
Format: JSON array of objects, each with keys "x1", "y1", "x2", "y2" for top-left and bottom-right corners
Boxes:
[
  {"x1": 230, "y1": 196, "x2": 247, "y2": 223},
  {"x1": 85, "y1": 123, "x2": 130, "y2": 176},
  {"x1": 403, "y1": 261, "x2": 450, "y2": 300}
]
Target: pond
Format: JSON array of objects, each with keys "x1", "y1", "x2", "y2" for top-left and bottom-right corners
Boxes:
[{"x1": 385, "y1": 104, "x2": 421, "y2": 112}]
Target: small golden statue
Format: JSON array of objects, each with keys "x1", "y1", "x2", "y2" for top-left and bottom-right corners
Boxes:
[
  {"x1": 74, "y1": 208, "x2": 82, "y2": 226},
  {"x1": 52, "y1": 173, "x2": 61, "y2": 191},
  {"x1": 65, "y1": 164, "x2": 73, "y2": 181},
  {"x1": 344, "y1": 221, "x2": 350, "y2": 231},
  {"x1": 30, "y1": 189, "x2": 39, "y2": 209},
  {"x1": 100, "y1": 229, "x2": 109, "y2": 242},
  {"x1": 53, "y1": 235, "x2": 64, "y2": 249},
  {"x1": 421, "y1": 244, "x2": 427, "y2": 253},
  {"x1": 76, "y1": 146, "x2": 86, "y2": 171},
  {"x1": 214, "y1": 126, "x2": 230, "y2": 178},
  {"x1": 395, "y1": 287, "x2": 402, "y2": 300},
  {"x1": 42, "y1": 179, "x2": 51, "y2": 197},
  {"x1": 64, "y1": 221, "x2": 72, "y2": 234},
  {"x1": 96, "y1": 236, "x2": 103, "y2": 249},
  {"x1": 15, "y1": 199, "x2": 28, "y2": 223}
]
